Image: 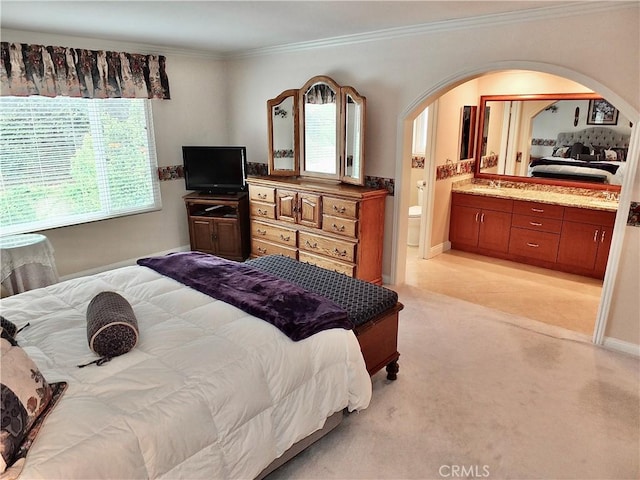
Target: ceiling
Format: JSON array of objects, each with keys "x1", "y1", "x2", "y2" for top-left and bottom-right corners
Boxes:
[{"x1": 0, "y1": 1, "x2": 593, "y2": 56}]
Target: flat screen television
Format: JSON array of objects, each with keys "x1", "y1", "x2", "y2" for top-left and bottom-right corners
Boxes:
[{"x1": 182, "y1": 146, "x2": 248, "y2": 194}]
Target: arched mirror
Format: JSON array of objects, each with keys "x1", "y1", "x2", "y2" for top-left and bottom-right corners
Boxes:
[
  {"x1": 267, "y1": 89, "x2": 298, "y2": 176},
  {"x1": 475, "y1": 93, "x2": 631, "y2": 190},
  {"x1": 300, "y1": 76, "x2": 340, "y2": 178},
  {"x1": 267, "y1": 75, "x2": 366, "y2": 185}
]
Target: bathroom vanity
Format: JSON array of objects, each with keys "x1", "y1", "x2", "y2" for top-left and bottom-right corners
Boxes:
[{"x1": 449, "y1": 181, "x2": 618, "y2": 279}]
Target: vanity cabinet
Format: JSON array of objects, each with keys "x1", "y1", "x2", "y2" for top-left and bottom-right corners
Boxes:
[
  {"x1": 449, "y1": 191, "x2": 616, "y2": 279},
  {"x1": 450, "y1": 193, "x2": 513, "y2": 253},
  {"x1": 508, "y1": 200, "x2": 564, "y2": 263},
  {"x1": 184, "y1": 192, "x2": 250, "y2": 261},
  {"x1": 247, "y1": 176, "x2": 387, "y2": 284},
  {"x1": 557, "y1": 207, "x2": 616, "y2": 278}
]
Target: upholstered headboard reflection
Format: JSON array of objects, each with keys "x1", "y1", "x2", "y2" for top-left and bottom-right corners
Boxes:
[{"x1": 556, "y1": 127, "x2": 630, "y2": 149}]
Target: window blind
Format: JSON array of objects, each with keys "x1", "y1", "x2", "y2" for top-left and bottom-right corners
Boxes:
[
  {"x1": 0, "y1": 96, "x2": 161, "y2": 235},
  {"x1": 304, "y1": 103, "x2": 337, "y2": 174}
]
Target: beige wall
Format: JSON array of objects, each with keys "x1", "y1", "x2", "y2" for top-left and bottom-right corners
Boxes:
[{"x1": 3, "y1": 4, "x2": 638, "y2": 347}]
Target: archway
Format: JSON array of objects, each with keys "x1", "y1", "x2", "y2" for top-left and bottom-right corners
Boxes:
[{"x1": 390, "y1": 61, "x2": 639, "y2": 345}]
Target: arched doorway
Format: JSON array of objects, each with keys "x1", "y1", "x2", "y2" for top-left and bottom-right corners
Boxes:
[{"x1": 390, "y1": 62, "x2": 639, "y2": 345}]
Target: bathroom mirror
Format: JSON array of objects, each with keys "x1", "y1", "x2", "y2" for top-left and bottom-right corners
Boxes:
[
  {"x1": 475, "y1": 93, "x2": 631, "y2": 189},
  {"x1": 267, "y1": 75, "x2": 366, "y2": 185},
  {"x1": 267, "y1": 89, "x2": 299, "y2": 176}
]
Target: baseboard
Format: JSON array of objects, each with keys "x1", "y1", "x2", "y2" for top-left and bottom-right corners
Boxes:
[
  {"x1": 602, "y1": 336, "x2": 640, "y2": 357},
  {"x1": 60, "y1": 245, "x2": 191, "y2": 281},
  {"x1": 428, "y1": 241, "x2": 451, "y2": 258}
]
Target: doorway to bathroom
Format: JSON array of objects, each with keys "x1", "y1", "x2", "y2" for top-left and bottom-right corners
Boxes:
[{"x1": 403, "y1": 70, "x2": 617, "y2": 339}]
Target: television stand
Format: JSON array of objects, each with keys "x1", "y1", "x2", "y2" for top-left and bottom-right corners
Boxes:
[{"x1": 183, "y1": 192, "x2": 250, "y2": 261}]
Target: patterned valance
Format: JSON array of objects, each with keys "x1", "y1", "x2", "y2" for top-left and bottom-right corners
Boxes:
[{"x1": 0, "y1": 42, "x2": 170, "y2": 99}]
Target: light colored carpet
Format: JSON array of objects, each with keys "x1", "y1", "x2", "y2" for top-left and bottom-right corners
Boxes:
[{"x1": 267, "y1": 285, "x2": 640, "y2": 480}]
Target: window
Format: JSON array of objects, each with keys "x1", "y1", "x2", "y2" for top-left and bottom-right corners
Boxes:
[
  {"x1": 412, "y1": 108, "x2": 429, "y2": 155},
  {"x1": 0, "y1": 96, "x2": 161, "y2": 235}
]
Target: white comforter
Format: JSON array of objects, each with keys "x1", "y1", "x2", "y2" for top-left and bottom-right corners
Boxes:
[{"x1": 1, "y1": 265, "x2": 372, "y2": 479}]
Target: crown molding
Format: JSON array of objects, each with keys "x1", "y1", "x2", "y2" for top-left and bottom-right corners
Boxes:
[{"x1": 228, "y1": 1, "x2": 636, "y2": 59}]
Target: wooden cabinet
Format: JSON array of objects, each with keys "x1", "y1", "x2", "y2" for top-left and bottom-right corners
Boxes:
[
  {"x1": 449, "y1": 192, "x2": 616, "y2": 279},
  {"x1": 557, "y1": 207, "x2": 616, "y2": 278},
  {"x1": 184, "y1": 192, "x2": 250, "y2": 261},
  {"x1": 247, "y1": 176, "x2": 387, "y2": 284},
  {"x1": 508, "y1": 200, "x2": 564, "y2": 263},
  {"x1": 450, "y1": 193, "x2": 513, "y2": 253}
]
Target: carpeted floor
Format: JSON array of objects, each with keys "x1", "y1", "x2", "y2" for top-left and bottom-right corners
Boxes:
[{"x1": 267, "y1": 285, "x2": 640, "y2": 480}]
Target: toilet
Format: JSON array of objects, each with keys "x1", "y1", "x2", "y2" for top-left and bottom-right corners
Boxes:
[{"x1": 407, "y1": 181, "x2": 425, "y2": 246}]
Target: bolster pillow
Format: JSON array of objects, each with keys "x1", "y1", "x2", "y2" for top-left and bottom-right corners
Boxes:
[{"x1": 86, "y1": 292, "x2": 139, "y2": 359}]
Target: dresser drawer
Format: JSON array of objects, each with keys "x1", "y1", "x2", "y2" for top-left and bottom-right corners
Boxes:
[
  {"x1": 251, "y1": 239, "x2": 297, "y2": 259},
  {"x1": 251, "y1": 221, "x2": 296, "y2": 247},
  {"x1": 563, "y1": 206, "x2": 616, "y2": 226},
  {"x1": 323, "y1": 196, "x2": 358, "y2": 219},
  {"x1": 513, "y1": 200, "x2": 564, "y2": 219},
  {"x1": 299, "y1": 251, "x2": 355, "y2": 277},
  {"x1": 322, "y1": 214, "x2": 358, "y2": 238},
  {"x1": 299, "y1": 231, "x2": 356, "y2": 262},
  {"x1": 250, "y1": 202, "x2": 276, "y2": 220},
  {"x1": 508, "y1": 228, "x2": 559, "y2": 262},
  {"x1": 249, "y1": 185, "x2": 275, "y2": 203},
  {"x1": 511, "y1": 214, "x2": 563, "y2": 234}
]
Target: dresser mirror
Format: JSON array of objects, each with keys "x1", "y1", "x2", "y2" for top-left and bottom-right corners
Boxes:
[
  {"x1": 267, "y1": 89, "x2": 299, "y2": 176},
  {"x1": 475, "y1": 93, "x2": 631, "y2": 190},
  {"x1": 267, "y1": 75, "x2": 366, "y2": 185}
]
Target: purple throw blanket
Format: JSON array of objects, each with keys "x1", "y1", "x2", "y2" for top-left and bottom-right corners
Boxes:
[{"x1": 137, "y1": 252, "x2": 352, "y2": 341}]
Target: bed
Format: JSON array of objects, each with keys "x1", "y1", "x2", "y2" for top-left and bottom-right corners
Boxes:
[
  {"x1": 0, "y1": 252, "x2": 402, "y2": 479},
  {"x1": 528, "y1": 127, "x2": 630, "y2": 184}
]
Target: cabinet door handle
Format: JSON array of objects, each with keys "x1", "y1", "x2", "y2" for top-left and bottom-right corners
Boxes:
[
  {"x1": 333, "y1": 205, "x2": 346, "y2": 214},
  {"x1": 529, "y1": 221, "x2": 543, "y2": 227},
  {"x1": 531, "y1": 208, "x2": 544, "y2": 213},
  {"x1": 475, "y1": 212, "x2": 480, "y2": 223},
  {"x1": 211, "y1": 234, "x2": 218, "y2": 241},
  {"x1": 332, "y1": 224, "x2": 345, "y2": 232},
  {"x1": 280, "y1": 234, "x2": 290, "y2": 242},
  {"x1": 305, "y1": 240, "x2": 318, "y2": 249},
  {"x1": 526, "y1": 242, "x2": 539, "y2": 248},
  {"x1": 601, "y1": 230, "x2": 606, "y2": 243},
  {"x1": 256, "y1": 228, "x2": 267, "y2": 235},
  {"x1": 257, "y1": 193, "x2": 267, "y2": 199},
  {"x1": 480, "y1": 213, "x2": 485, "y2": 223},
  {"x1": 593, "y1": 229, "x2": 599, "y2": 242}
]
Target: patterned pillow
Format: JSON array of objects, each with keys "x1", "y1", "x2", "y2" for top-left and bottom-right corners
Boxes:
[
  {"x1": 0, "y1": 333, "x2": 53, "y2": 473},
  {"x1": 86, "y1": 292, "x2": 139, "y2": 362}
]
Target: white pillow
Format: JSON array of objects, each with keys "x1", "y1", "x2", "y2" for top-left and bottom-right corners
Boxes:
[{"x1": 604, "y1": 149, "x2": 618, "y2": 161}]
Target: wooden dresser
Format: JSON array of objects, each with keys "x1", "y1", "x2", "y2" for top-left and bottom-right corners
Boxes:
[{"x1": 246, "y1": 176, "x2": 388, "y2": 285}]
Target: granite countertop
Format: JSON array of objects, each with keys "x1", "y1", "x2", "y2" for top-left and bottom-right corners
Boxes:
[{"x1": 452, "y1": 180, "x2": 619, "y2": 212}]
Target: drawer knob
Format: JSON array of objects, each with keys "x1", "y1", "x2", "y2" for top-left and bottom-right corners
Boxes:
[
  {"x1": 332, "y1": 224, "x2": 345, "y2": 232},
  {"x1": 526, "y1": 242, "x2": 540, "y2": 248},
  {"x1": 305, "y1": 240, "x2": 318, "y2": 249},
  {"x1": 333, "y1": 248, "x2": 347, "y2": 257},
  {"x1": 280, "y1": 234, "x2": 291, "y2": 242},
  {"x1": 258, "y1": 209, "x2": 267, "y2": 216},
  {"x1": 257, "y1": 247, "x2": 267, "y2": 254},
  {"x1": 333, "y1": 205, "x2": 346, "y2": 214},
  {"x1": 256, "y1": 229, "x2": 266, "y2": 235},
  {"x1": 257, "y1": 193, "x2": 267, "y2": 199}
]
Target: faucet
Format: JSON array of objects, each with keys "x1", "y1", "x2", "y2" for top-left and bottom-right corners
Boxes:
[
  {"x1": 603, "y1": 191, "x2": 619, "y2": 202},
  {"x1": 488, "y1": 180, "x2": 502, "y2": 189}
]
